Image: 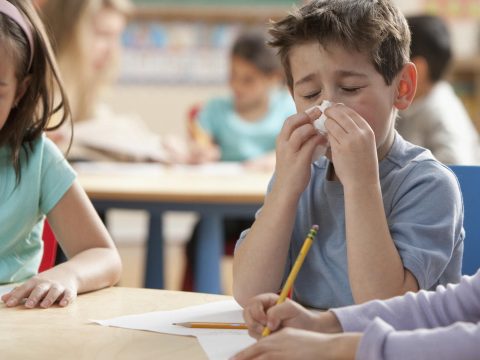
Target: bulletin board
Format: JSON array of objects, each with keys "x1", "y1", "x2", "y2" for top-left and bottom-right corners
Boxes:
[
  {"x1": 119, "y1": 0, "x2": 295, "y2": 84},
  {"x1": 120, "y1": 21, "x2": 243, "y2": 84}
]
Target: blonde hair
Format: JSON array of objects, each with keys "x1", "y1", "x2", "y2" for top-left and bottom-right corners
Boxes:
[
  {"x1": 0, "y1": 0, "x2": 70, "y2": 181},
  {"x1": 39, "y1": 0, "x2": 131, "y2": 122}
]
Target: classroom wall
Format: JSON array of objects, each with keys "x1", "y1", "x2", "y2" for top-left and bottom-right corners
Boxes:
[
  {"x1": 393, "y1": 0, "x2": 422, "y2": 14},
  {"x1": 103, "y1": 84, "x2": 228, "y2": 137},
  {"x1": 104, "y1": 0, "x2": 480, "y2": 137}
]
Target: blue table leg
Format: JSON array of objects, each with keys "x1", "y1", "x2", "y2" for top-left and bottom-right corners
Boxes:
[
  {"x1": 194, "y1": 215, "x2": 224, "y2": 294},
  {"x1": 144, "y1": 210, "x2": 164, "y2": 289}
]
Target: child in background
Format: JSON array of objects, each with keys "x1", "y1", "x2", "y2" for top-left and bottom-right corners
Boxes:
[
  {"x1": 0, "y1": 0, "x2": 121, "y2": 308},
  {"x1": 38, "y1": 0, "x2": 168, "y2": 162},
  {"x1": 233, "y1": 0, "x2": 464, "y2": 309},
  {"x1": 235, "y1": 271, "x2": 480, "y2": 360},
  {"x1": 188, "y1": 29, "x2": 296, "y2": 170},
  {"x1": 397, "y1": 15, "x2": 480, "y2": 165},
  {"x1": 182, "y1": 30, "x2": 296, "y2": 291}
]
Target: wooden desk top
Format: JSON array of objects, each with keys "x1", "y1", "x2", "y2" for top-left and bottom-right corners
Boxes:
[
  {"x1": 77, "y1": 163, "x2": 271, "y2": 204},
  {"x1": 0, "y1": 287, "x2": 232, "y2": 359}
]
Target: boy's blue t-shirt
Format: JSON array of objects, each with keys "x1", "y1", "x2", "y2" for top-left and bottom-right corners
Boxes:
[
  {"x1": 236, "y1": 132, "x2": 464, "y2": 309},
  {"x1": 198, "y1": 89, "x2": 296, "y2": 161},
  {"x1": 0, "y1": 136, "x2": 76, "y2": 283}
]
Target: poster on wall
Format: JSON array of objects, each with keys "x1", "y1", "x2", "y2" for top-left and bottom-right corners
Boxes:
[{"x1": 119, "y1": 21, "x2": 242, "y2": 84}]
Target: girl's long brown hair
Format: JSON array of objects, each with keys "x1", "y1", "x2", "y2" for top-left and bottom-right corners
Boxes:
[{"x1": 0, "y1": 0, "x2": 71, "y2": 181}]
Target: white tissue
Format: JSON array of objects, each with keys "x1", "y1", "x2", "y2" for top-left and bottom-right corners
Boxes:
[
  {"x1": 313, "y1": 100, "x2": 332, "y2": 134},
  {"x1": 309, "y1": 100, "x2": 332, "y2": 162}
]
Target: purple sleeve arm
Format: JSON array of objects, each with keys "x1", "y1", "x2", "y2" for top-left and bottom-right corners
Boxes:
[
  {"x1": 329, "y1": 272, "x2": 480, "y2": 359},
  {"x1": 356, "y1": 318, "x2": 480, "y2": 360},
  {"x1": 331, "y1": 272, "x2": 480, "y2": 332}
]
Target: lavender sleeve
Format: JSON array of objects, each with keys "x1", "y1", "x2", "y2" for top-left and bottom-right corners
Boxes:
[
  {"x1": 355, "y1": 318, "x2": 480, "y2": 360},
  {"x1": 331, "y1": 271, "x2": 480, "y2": 359}
]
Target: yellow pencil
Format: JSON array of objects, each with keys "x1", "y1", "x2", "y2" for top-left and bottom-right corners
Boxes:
[
  {"x1": 261, "y1": 224, "x2": 319, "y2": 337},
  {"x1": 173, "y1": 322, "x2": 248, "y2": 330},
  {"x1": 190, "y1": 121, "x2": 212, "y2": 147}
]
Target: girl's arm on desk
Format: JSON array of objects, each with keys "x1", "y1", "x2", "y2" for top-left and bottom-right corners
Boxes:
[{"x1": 2, "y1": 181, "x2": 122, "y2": 309}]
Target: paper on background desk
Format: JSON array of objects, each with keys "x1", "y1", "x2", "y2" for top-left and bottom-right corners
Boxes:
[
  {"x1": 73, "y1": 161, "x2": 166, "y2": 176},
  {"x1": 74, "y1": 161, "x2": 246, "y2": 177},
  {"x1": 92, "y1": 299, "x2": 255, "y2": 359}
]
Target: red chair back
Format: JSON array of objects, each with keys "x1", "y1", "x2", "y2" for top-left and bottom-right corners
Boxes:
[
  {"x1": 187, "y1": 104, "x2": 202, "y2": 138},
  {"x1": 39, "y1": 221, "x2": 57, "y2": 272}
]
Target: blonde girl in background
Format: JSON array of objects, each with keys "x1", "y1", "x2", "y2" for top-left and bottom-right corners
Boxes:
[
  {"x1": 0, "y1": 0, "x2": 121, "y2": 308},
  {"x1": 41, "y1": 0, "x2": 130, "y2": 125},
  {"x1": 38, "y1": 0, "x2": 166, "y2": 162}
]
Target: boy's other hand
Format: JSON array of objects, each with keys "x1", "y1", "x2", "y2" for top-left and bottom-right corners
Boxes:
[
  {"x1": 324, "y1": 104, "x2": 379, "y2": 189},
  {"x1": 273, "y1": 109, "x2": 326, "y2": 198}
]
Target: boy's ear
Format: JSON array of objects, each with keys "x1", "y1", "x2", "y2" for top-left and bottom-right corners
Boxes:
[
  {"x1": 394, "y1": 62, "x2": 417, "y2": 110},
  {"x1": 13, "y1": 75, "x2": 32, "y2": 108}
]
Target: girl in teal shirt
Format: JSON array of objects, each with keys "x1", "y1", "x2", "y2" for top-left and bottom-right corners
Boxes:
[
  {"x1": 188, "y1": 29, "x2": 296, "y2": 170},
  {"x1": 183, "y1": 30, "x2": 296, "y2": 291},
  {"x1": 0, "y1": 0, "x2": 121, "y2": 309}
]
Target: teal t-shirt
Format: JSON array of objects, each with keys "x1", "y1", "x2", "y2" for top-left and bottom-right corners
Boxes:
[
  {"x1": 0, "y1": 135, "x2": 76, "y2": 283},
  {"x1": 198, "y1": 89, "x2": 296, "y2": 161}
]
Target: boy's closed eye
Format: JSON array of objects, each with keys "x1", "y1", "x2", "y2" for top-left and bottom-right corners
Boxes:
[
  {"x1": 303, "y1": 91, "x2": 321, "y2": 100},
  {"x1": 340, "y1": 86, "x2": 366, "y2": 93},
  {"x1": 300, "y1": 83, "x2": 368, "y2": 98}
]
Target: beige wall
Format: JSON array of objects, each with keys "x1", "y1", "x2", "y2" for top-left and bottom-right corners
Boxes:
[
  {"x1": 103, "y1": 84, "x2": 228, "y2": 137},
  {"x1": 104, "y1": 1, "x2": 478, "y2": 136}
]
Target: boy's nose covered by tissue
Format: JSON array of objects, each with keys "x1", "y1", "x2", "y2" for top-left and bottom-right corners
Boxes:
[
  {"x1": 310, "y1": 100, "x2": 332, "y2": 161},
  {"x1": 313, "y1": 100, "x2": 332, "y2": 134}
]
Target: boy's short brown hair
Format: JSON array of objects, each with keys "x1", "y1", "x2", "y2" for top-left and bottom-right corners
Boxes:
[{"x1": 269, "y1": 0, "x2": 410, "y2": 89}]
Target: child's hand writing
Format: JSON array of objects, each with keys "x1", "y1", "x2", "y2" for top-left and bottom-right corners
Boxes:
[
  {"x1": 231, "y1": 328, "x2": 361, "y2": 360},
  {"x1": 1, "y1": 267, "x2": 78, "y2": 308},
  {"x1": 273, "y1": 108, "x2": 326, "y2": 199},
  {"x1": 323, "y1": 104, "x2": 379, "y2": 189},
  {"x1": 187, "y1": 142, "x2": 221, "y2": 164},
  {"x1": 243, "y1": 293, "x2": 341, "y2": 339}
]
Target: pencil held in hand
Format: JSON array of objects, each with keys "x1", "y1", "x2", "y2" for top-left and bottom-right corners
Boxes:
[
  {"x1": 173, "y1": 322, "x2": 248, "y2": 330},
  {"x1": 261, "y1": 224, "x2": 319, "y2": 337},
  {"x1": 190, "y1": 121, "x2": 212, "y2": 147}
]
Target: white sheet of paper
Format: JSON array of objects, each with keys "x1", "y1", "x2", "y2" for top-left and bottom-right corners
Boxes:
[
  {"x1": 172, "y1": 162, "x2": 245, "y2": 176},
  {"x1": 197, "y1": 335, "x2": 256, "y2": 360},
  {"x1": 92, "y1": 299, "x2": 255, "y2": 359},
  {"x1": 73, "y1": 161, "x2": 166, "y2": 176}
]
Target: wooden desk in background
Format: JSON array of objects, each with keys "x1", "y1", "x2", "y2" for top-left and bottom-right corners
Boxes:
[
  {"x1": 0, "y1": 286, "x2": 231, "y2": 359},
  {"x1": 77, "y1": 163, "x2": 270, "y2": 294}
]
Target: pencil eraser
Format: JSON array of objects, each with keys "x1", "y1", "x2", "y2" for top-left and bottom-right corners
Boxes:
[{"x1": 313, "y1": 100, "x2": 332, "y2": 134}]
